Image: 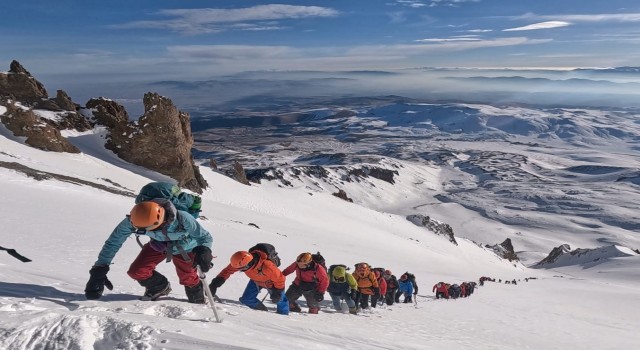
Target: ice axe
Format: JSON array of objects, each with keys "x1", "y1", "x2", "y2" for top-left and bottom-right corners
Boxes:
[{"x1": 196, "y1": 266, "x2": 223, "y2": 323}]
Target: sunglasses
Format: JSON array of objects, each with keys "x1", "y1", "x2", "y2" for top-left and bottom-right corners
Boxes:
[{"x1": 335, "y1": 276, "x2": 345, "y2": 282}]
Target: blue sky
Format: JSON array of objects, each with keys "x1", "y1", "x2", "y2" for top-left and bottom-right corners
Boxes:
[{"x1": 3, "y1": 0, "x2": 640, "y2": 83}]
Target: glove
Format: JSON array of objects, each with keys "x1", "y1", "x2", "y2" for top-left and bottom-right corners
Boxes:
[
  {"x1": 314, "y1": 291, "x2": 324, "y2": 302},
  {"x1": 372, "y1": 287, "x2": 380, "y2": 296},
  {"x1": 192, "y1": 246, "x2": 213, "y2": 272},
  {"x1": 270, "y1": 288, "x2": 283, "y2": 303},
  {"x1": 209, "y1": 276, "x2": 225, "y2": 296},
  {"x1": 350, "y1": 289, "x2": 358, "y2": 301},
  {"x1": 84, "y1": 265, "x2": 113, "y2": 300}
]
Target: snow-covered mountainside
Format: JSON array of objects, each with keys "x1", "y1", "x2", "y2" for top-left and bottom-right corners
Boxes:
[
  {"x1": 1, "y1": 101, "x2": 640, "y2": 349},
  {"x1": 193, "y1": 101, "x2": 640, "y2": 265}
]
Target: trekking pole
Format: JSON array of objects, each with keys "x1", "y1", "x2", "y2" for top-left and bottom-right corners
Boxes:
[
  {"x1": 197, "y1": 266, "x2": 223, "y2": 323},
  {"x1": 261, "y1": 293, "x2": 268, "y2": 303},
  {"x1": 0, "y1": 246, "x2": 31, "y2": 262}
]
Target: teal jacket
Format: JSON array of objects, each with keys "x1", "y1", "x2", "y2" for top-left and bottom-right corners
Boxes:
[{"x1": 95, "y1": 209, "x2": 212, "y2": 266}]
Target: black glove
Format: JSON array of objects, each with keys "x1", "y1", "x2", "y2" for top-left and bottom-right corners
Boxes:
[
  {"x1": 350, "y1": 289, "x2": 358, "y2": 301},
  {"x1": 314, "y1": 291, "x2": 325, "y2": 302},
  {"x1": 372, "y1": 287, "x2": 380, "y2": 296},
  {"x1": 85, "y1": 265, "x2": 113, "y2": 300},
  {"x1": 192, "y1": 246, "x2": 213, "y2": 272},
  {"x1": 270, "y1": 288, "x2": 283, "y2": 303},
  {"x1": 209, "y1": 276, "x2": 225, "y2": 296}
]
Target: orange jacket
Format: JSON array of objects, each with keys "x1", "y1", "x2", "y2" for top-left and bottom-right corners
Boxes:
[
  {"x1": 353, "y1": 270, "x2": 379, "y2": 295},
  {"x1": 217, "y1": 251, "x2": 286, "y2": 290}
]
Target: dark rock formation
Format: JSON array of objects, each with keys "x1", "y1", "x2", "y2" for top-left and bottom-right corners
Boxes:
[
  {"x1": 55, "y1": 90, "x2": 77, "y2": 111},
  {"x1": 0, "y1": 99, "x2": 80, "y2": 153},
  {"x1": 1, "y1": 61, "x2": 207, "y2": 192},
  {"x1": 533, "y1": 244, "x2": 571, "y2": 267},
  {"x1": 0, "y1": 60, "x2": 48, "y2": 105},
  {"x1": 485, "y1": 238, "x2": 519, "y2": 261},
  {"x1": 232, "y1": 160, "x2": 250, "y2": 185},
  {"x1": 406, "y1": 214, "x2": 458, "y2": 245},
  {"x1": 86, "y1": 97, "x2": 129, "y2": 128},
  {"x1": 91, "y1": 92, "x2": 207, "y2": 193},
  {"x1": 332, "y1": 189, "x2": 353, "y2": 202},
  {"x1": 348, "y1": 166, "x2": 398, "y2": 184}
]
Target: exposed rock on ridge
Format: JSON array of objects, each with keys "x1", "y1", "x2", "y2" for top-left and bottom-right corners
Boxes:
[
  {"x1": 406, "y1": 214, "x2": 458, "y2": 245},
  {"x1": 0, "y1": 60, "x2": 207, "y2": 193},
  {"x1": 89, "y1": 93, "x2": 207, "y2": 193},
  {"x1": 485, "y1": 238, "x2": 519, "y2": 261},
  {"x1": 0, "y1": 60, "x2": 48, "y2": 104},
  {"x1": 0, "y1": 99, "x2": 80, "y2": 153}
]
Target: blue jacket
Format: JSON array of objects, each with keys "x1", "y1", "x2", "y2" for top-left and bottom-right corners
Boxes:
[
  {"x1": 95, "y1": 209, "x2": 212, "y2": 266},
  {"x1": 398, "y1": 279, "x2": 414, "y2": 294}
]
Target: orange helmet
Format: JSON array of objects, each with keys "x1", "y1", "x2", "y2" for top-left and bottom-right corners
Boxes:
[
  {"x1": 296, "y1": 252, "x2": 312, "y2": 264},
  {"x1": 230, "y1": 251, "x2": 255, "y2": 270},
  {"x1": 130, "y1": 201, "x2": 165, "y2": 230}
]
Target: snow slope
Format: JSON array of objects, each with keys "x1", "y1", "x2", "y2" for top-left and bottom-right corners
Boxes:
[{"x1": 1, "y1": 128, "x2": 639, "y2": 350}]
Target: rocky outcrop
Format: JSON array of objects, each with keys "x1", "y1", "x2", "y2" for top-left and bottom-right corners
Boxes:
[
  {"x1": 90, "y1": 92, "x2": 207, "y2": 193},
  {"x1": 1, "y1": 61, "x2": 208, "y2": 192},
  {"x1": 406, "y1": 214, "x2": 458, "y2": 245},
  {"x1": 0, "y1": 99, "x2": 79, "y2": 153},
  {"x1": 232, "y1": 160, "x2": 250, "y2": 185},
  {"x1": 485, "y1": 238, "x2": 519, "y2": 261},
  {"x1": 0, "y1": 60, "x2": 48, "y2": 105},
  {"x1": 332, "y1": 189, "x2": 353, "y2": 202},
  {"x1": 533, "y1": 244, "x2": 571, "y2": 267},
  {"x1": 86, "y1": 97, "x2": 129, "y2": 128},
  {"x1": 55, "y1": 90, "x2": 77, "y2": 111}
]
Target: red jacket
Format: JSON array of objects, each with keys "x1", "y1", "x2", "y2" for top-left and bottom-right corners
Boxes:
[
  {"x1": 377, "y1": 276, "x2": 387, "y2": 296},
  {"x1": 282, "y1": 261, "x2": 329, "y2": 293},
  {"x1": 433, "y1": 283, "x2": 449, "y2": 298},
  {"x1": 217, "y1": 251, "x2": 286, "y2": 290}
]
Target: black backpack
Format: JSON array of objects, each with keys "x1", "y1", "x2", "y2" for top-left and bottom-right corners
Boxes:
[
  {"x1": 249, "y1": 243, "x2": 281, "y2": 267},
  {"x1": 311, "y1": 252, "x2": 326, "y2": 270}
]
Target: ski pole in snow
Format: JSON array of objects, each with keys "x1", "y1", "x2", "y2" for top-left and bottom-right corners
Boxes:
[
  {"x1": 197, "y1": 266, "x2": 222, "y2": 323},
  {"x1": 0, "y1": 246, "x2": 31, "y2": 262}
]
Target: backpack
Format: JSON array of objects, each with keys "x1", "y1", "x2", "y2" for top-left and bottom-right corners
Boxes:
[
  {"x1": 355, "y1": 262, "x2": 371, "y2": 279},
  {"x1": 249, "y1": 243, "x2": 281, "y2": 267},
  {"x1": 136, "y1": 182, "x2": 201, "y2": 218},
  {"x1": 311, "y1": 252, "x2": 326, "y2": 270}
]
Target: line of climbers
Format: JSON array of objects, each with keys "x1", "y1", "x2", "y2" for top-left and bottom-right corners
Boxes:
[
  {"x1": 431, "y1": 281, "x2": 476, "y2": 299},
  {"x1": 82, "y1": 182, "x2": 418, "y2": 316},
  {"x1": 209, "y1": 245, "x2": 419, "y2": 315}
]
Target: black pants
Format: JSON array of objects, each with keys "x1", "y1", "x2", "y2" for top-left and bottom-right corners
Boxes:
[
  {"x1": 385, "y1": 288, "x2": 397, "y2": 305},
  {"x1": 285, "y1": 283, "x2": 319, "y2": 309},
  {"x1": 355, "y1": 291, "x2": 371, "y2": 309}
]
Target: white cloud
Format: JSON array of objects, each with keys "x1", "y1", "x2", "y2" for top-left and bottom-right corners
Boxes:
[
  {"x1": 415, "y1": 37, "x2": 481, "y2": 42},
  {"x1": 503, "y1": 21, "x2": 571, "y2": 32},
  {"x1": 114, "y1": 4, "x2": 339, "y2": 35},
  {"x1": 468, "y1": 29, "x2": 493, "y2": 33},
  {"x1": 167, "y1": 45, "x2": 297, "y2": 60},
  {"x1": 548, "y1": 13, "x2": 640, "y2": 22}
]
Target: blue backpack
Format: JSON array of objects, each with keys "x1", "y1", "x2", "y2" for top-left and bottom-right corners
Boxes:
[{"x1": 135, "y1": 182, "x2": 201, "y2": 218}]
